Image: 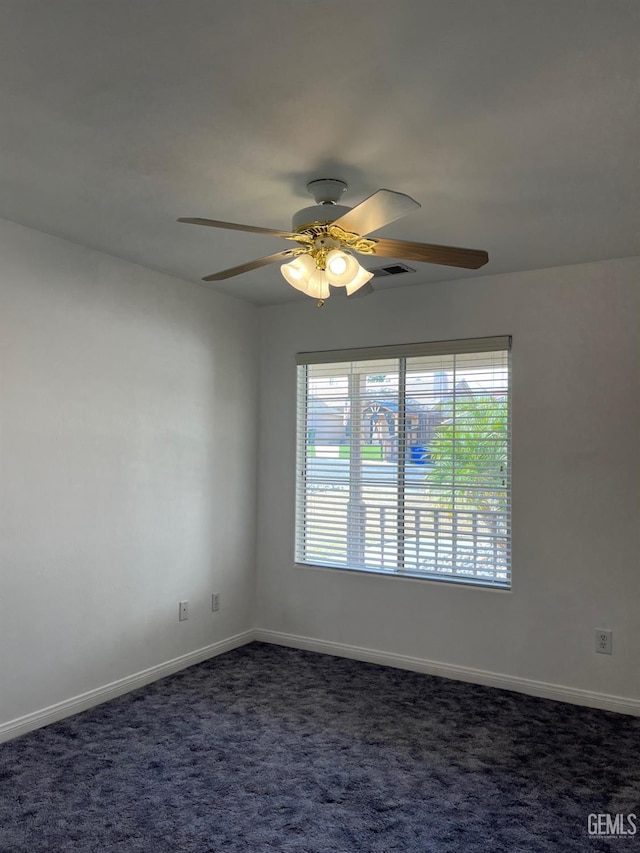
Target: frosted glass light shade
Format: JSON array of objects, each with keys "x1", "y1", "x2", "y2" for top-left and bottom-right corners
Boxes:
[
  {"x1": 328, "y1": 253, "x2": 347, "y2": 275},
  {"x1": 325, "y1": 249, "x2": 359, "y2": 286},
  {"x1": 305, "y1": 269, "x2": 331, "y2": 299},
  {"x1": 281, "y1": 255, "x2": 330, "y2": 298},
  {"x1": 281, "y1": 254, "x2": 316, "y2": 291},
  {"x1": 345, "y1": 265, "x2": 374, "y2": 295}
]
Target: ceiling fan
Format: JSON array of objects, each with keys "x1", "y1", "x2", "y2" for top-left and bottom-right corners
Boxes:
[{"x1": 178, "y1": 179, "x2": 488, "y2": 305}]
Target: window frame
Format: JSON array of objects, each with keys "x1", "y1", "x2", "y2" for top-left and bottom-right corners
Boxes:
[{"x1": 295, "y1": 336, "x2": 512, "y2": 590}]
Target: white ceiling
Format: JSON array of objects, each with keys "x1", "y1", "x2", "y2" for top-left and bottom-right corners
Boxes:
[{"x1": 0, "y1": 0, "x2": 637, "y2": 304}]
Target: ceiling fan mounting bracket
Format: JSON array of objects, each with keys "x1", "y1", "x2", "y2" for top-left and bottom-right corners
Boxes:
[
  {"x1": 291, "y1": 179, "x2": 352, "y2": 232},
  {"x1": 306, "y1": 178, "x2": 348, "y2": 205}
]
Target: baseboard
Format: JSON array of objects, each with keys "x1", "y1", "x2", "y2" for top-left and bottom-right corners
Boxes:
[
  {"x1": 254, "y1": 629, "x2": 640, "y2": 717},
  {"x1": 0, "y1": 629, "x2": 256, "y2": 744},
  {"x1": 4, "y1": 627, "x2": 637, "y2": 743}
]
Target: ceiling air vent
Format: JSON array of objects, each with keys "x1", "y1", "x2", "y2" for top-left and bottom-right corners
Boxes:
[{"x1": 370, "y1": 262, "x2": 416, "y2": 277}]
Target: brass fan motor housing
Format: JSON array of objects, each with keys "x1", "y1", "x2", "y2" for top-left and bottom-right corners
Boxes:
[{"x1": 286, "y1": 224, "x2": 377, "y2": 270}]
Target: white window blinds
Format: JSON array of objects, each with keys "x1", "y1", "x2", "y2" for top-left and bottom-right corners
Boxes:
[{"x1": 295, "y1": 337, "x2": 511, "y2": 588}]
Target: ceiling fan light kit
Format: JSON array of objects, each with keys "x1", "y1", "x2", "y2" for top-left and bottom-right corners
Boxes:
[
  {"x1": 178, "y1": 178, "x2": 489, "y2": 305},
  {"x1": 282, "y1": 247, "x2": 373, "y2": 303}
]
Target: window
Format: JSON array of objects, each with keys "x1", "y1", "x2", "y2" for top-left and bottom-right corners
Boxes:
[{"x1": 295, "y1": 336, "x2": 511, "y2": 588}]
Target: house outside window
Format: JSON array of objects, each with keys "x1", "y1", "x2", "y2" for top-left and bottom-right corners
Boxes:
[{"x1": 295, "y1": 336, "x2": 511, "y2": 589}]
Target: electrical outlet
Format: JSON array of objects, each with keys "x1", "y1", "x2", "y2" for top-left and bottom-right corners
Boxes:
[
  {"x1": 179, "y1": 600, "x2": 189, "y2": 622},
  {"x1": 211, "y1": 593, "x2": 220, "y2": 612},
  {"x1": 595, "y1": 629, "x2": 612, "y2": 655}
]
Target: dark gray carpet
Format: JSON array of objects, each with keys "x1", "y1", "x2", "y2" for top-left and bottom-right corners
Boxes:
[{"x1": 1, "y1": 642, "x2": 638, "y2": 852}]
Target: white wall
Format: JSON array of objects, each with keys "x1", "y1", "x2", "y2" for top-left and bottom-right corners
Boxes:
[
  {"x1": 256, "y1": 257, "x2": 640, "y2": 706},
  {"x1": 2, "y1": 234, "x2": 637, "y2": 730},
  {"x1": 0, "y1": 220, "x2": 258, "y2": 729}
]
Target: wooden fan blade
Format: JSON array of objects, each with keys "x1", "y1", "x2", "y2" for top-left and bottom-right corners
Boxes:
[
  {"x1": 178, "y1": 217, "x2": 296, "y2": 238},
  {"x1": 331, "y1": 189, "x2": 421, "y2": 237},
  {"x1": 371, "y1": 238, "x2": 489, "y2": 269},
  {"x1": 202, "y1": 250, "x2": 297, "y2": 281}
]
